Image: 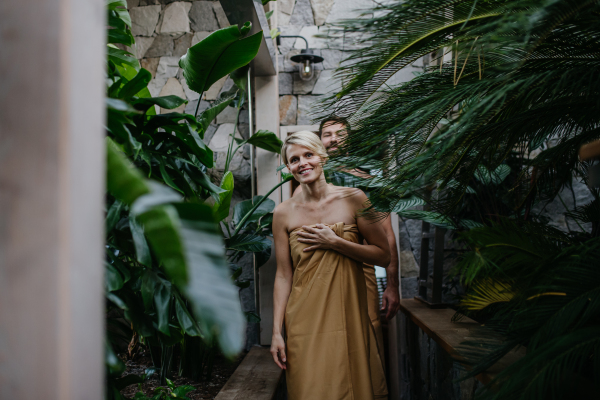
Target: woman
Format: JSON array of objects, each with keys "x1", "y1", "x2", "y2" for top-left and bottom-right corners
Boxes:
[{"x1": 270, "y1": 131, "x2": 390, "y2": 400}]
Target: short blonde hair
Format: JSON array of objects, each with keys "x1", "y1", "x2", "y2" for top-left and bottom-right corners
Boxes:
[{"x1": 281, "y1": 130, "x2": 329, "y2": 165}]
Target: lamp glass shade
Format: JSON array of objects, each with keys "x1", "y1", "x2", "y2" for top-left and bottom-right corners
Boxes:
[{"x1": 299, "y1": 59, "x2": 314, "y2": 81}]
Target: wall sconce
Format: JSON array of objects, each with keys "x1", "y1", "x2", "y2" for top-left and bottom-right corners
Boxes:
[{"x1": 277, "y1": 34, "x2": 324, "y2": 81}]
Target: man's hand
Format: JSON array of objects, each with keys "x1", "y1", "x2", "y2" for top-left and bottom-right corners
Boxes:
[
  {"x1": 381, "y1": 285, "x2": 400, "y2": 320},
  {"x1": 270, "y1": 334, "x2": 287, "y2": 370}
]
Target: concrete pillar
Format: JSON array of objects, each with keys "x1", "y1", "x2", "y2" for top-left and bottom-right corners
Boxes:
[
  {"x1": 0, "y1": 0, "x2": 105, "y2": 398},
  {"x1": 254, "y1": 74, "x2": 280, "y2": 344}
]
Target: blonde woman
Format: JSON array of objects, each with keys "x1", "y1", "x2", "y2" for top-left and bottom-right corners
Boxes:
[{"x1": 270, "y1": 131, "x2": 390, "y2": 400}]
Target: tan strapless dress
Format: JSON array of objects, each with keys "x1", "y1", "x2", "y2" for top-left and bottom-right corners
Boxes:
[{"x1": 286, "y1": 222, "x2": 388, "y2": 400}]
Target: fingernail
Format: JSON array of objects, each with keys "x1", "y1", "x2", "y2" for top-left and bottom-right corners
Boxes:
[{"x1": 283, "y1": 358, "x2": 286, "y2": 362}]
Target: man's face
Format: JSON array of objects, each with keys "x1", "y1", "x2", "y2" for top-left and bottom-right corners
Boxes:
[{"x1": 320, "y1": 122, "x2": 348, "y2": 153}]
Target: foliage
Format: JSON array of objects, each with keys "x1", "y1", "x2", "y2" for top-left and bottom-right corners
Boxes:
[
  {"x1": 105, "y1": 1, "x2": 284, "y2": 397},
  {"x1": 133, "y1": 378, "x2": 194, "y2": 400},
  {"x1": 320, "y1": 0, "x2": 600, "y2": 399}
]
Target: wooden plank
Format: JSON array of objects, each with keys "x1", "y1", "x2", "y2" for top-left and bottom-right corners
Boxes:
[
  {"x1": 579, "y1": 139, "x2": 600, "y2": 161},
  {"x1": 215, "y1": 347, "x2": 284, "y2": 400},
  {"x1": 399, "y1": 299, "x2": 525, "y2": 385}
]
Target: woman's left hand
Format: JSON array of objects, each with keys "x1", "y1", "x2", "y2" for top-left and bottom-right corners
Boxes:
[{"x1": 296, "y1": 224, "x2": 340, "y2": 252}]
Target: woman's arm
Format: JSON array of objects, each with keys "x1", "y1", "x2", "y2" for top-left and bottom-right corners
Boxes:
[
  {"x1": 270, "y1": 205, "x2": 293, "y2": 370},
  {"x1": 296, "y1": 191, "x2": 390, "y2": 266}
]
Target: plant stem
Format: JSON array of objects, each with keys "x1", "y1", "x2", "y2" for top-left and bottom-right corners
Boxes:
[
  {"x1": 233, "y1": 176, "x2": 292, "y2": 236},
  {"x1": 224, "y1": 105, "x2": 242, "y2": 174},
  {"x1": 194, "y1": 92, "x2": 204, "y2": 118}
]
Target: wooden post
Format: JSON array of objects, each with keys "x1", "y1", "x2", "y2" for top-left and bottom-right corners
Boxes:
[
  {"x1": 387, "y1": 213, "x2": 403, "y2": 399},
  {"x1": 254, "y1": 74, "x2": 280, "y2": 345},
  {"x1": 0, "y1": 0, "x2": 105, "y2": 398}
]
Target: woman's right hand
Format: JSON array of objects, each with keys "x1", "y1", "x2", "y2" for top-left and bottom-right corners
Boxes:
[{"x1": 270, "y1": 334, "x2": 287, "y2": 370}]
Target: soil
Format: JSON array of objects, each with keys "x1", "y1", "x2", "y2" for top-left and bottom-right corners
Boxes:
[{"x1": 119, "y1": 349, "x2": 246, "y2": 399}]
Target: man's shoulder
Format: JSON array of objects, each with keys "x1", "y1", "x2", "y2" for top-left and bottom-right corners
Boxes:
[{"x1": 330, "y1": 185, "x2": 366, "y2": 200}]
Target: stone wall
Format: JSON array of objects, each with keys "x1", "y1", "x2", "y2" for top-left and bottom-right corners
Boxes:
[{"x1": 125, "y1": 0, "x2": 257, "y2": 349}]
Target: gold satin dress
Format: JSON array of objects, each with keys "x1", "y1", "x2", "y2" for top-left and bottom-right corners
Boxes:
[{"x1": 286, "y1": 222, "x2": 388, "y2": 400}]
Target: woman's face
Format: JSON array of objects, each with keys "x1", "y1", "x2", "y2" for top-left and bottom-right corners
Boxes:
[{"x1": 286, "y1": 144, "x2": 323, "y2": 184}]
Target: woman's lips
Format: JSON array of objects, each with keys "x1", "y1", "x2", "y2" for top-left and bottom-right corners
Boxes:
[{"x1": 299, "y1": 168, "x2": 313, "y2": 175}]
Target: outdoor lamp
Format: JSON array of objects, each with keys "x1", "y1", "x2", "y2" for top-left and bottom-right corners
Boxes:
[{"x1": 277, "y1": 34, "x2": 324, "y2": 81}]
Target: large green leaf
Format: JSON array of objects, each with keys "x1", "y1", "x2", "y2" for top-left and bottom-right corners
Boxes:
[
  {"x1": 475, "y1": 165, "x2": 511, "y2": 185},
  {"x1": 118, "y1": 68, "x2": 152, "y2": 100},
  {"x1": 106, "y1": 137, "x2": 150, "y2": 205},
  {"x1": 226, "y1": 233, "x2": 272, "y2": 252},
  {"x1": 213, "y1": 171, "x2": 234, "y2": 222},
  {"x1": 174, "y1": 293, "x2": 202, "y2": 337},
  {"x1": 392, "y1": 196, "x2": 426, "y2": 212},
  {"x1": 173, "y1": 203, "x2": 244, "y2": 356},
  {"x1": 198, "y1": 93, "x2": 235, "y2": 132},
  {"x1": 232, "y1": 195, "x2": 276, "y2": 227},
  {"x1": 132, "y1": 96, "x2": 188, "y2": 113},
  {"x1": 154, "y1": 280, "x2": 172, "y2": 335},
  {"x1": 129, "y1": 216, "x2": 152, "y2": 266},
  {"x1": 106, "y1": 108, "x2": 142, "y2": 157},
  {"x1": 105, "y1": 262, "x2": 125, "y2": 292},
  {"x1": 136, "y1": 204, "x2": 188, "y2": 285},
  {"x1": 178, "y1": 24, "x2": 263, "y2": 96},
  {"x1": 170, "y1": 124, "x2": 213, "y2": 168},
  {"x1": 108, "y1": 45, "x2": 138, "y2": 68},
  {"x1": 235, "y1": 130, "x2": 283, "y2": 153}
]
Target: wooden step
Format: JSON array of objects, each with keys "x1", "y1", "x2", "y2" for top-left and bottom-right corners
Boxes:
[{"x1": 215, "y1": 346, "x2": 285, "y2": 400}]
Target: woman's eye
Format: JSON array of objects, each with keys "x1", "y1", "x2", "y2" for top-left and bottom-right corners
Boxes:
[{"x1": 306, "y1": 153, "x2": 312, "y2": 158}]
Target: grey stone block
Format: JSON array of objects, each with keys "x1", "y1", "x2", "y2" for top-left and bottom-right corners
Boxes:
[
  {"x1": 290, "y1": 0, "x2": 315, "y2": 25},
  {"x1": 156, "y1": 2, "x2": 191, "y2": 35},
  {"x1": 133, "y1": 36, "x2": 155, "y2": 59},
  {"x1": 532, "y1": 177, "x2": 594, "y2": 233},
  {"x1": 127, "y1": 0, "x2": 140, "y2": 8},
  {"x1": 130, "y1": 5, "x2": 161, "y2": 36},
  {"x1": 184, "y1": 99, "x2": 209, "y2": 116},
  {"x1": 279, "y1": 95, "x2": 298, "y2": 126},
  {"x1": 297, "y1": 95, "x2": 322, "y2": 125},
  {"x1": 326, "y1": 0, "x2": 375, "y2": 23},
  {"x1": 172, "y1": 32, "x2": 193, "y2": 56},
  {"x1": 293, "y1": 70, "x2": 320, "y2": 94},
  {"x1": 310, "y1": 0, "x2": 335, "y2": 25},
  {"x1": 138, "y1": 0, "x2": 160, "y2": 4},
  {"x1": 279, "y1": 73, "x2": 293, "y2": 95},
  {"x1": 401, "y1": 277, "x2": 418, "y2": 298},
  {"x1": 144, "y1": 34, "x2": 174, "y2": 57},
  {"x1": 216, "y1": 106, "x2": 240, "y2": 124},
  {"x1": 141, "y1": 57, "x2": 160, "y2": 78},
  {"x1": 213, "y1": 1, "x2": 230, "y2": 28},
  {"x1": 278, "y1": 25, "x2": 302, "y2": 48},
  {"x1": 312, "y1": 69, "x2": 341, "y2": 95},
  {"x1": 321, "y1": 49, "x2": 343, "y2": 69},
  {"x1": 189, "y1": 1, "x2": 219, "y2": 32},
  {"x1": 203, "y1": 124, "x2": 218, "y2": 145}
]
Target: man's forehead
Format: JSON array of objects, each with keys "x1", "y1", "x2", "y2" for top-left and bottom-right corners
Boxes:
[{"x1": 322, "y1": 122, "x2": 347, "y2": 131}]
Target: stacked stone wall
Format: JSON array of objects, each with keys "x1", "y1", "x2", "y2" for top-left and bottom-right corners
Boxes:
[{"x1": 125, "y1": 0, "x2": 257, "y2": 349}]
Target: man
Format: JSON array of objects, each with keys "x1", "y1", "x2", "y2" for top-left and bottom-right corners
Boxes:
[{"x1": 292, "y1": 117, "x2": 401, "y2": 385}]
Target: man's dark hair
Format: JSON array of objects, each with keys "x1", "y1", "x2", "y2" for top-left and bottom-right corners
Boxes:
[{"x1": 318, "y1": 116, "x2": 350, "y2": 137}]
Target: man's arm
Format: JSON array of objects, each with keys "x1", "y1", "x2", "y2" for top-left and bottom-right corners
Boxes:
[{"x1": 381, "y1": 215, "x2": 400, "y2": 319}]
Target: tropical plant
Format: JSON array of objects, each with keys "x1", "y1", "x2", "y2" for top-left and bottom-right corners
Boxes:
[
  {"x1": 133, "y1": 378, "x2": 195, "y2": 400},
  {"x1": 105, "y1": 1, "x2": 286, "y2": 397},
  {"x1": 319, "y1": 0, "x2": 600, "y2": 399}
]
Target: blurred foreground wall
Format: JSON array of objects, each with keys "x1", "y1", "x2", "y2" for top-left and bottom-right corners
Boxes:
[{"x1": 0, "y1": 0, "x2": 105, "y2": 398}]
